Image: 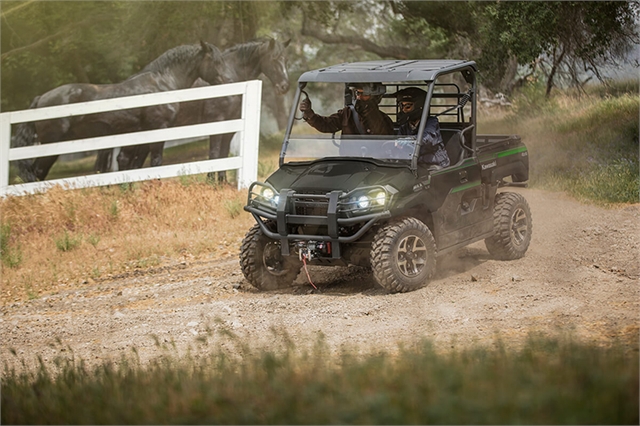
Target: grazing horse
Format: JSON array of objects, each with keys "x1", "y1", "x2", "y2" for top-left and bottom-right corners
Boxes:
[
  {"x1": 12, "y1": 41, "x2": 234, "y2": 182},
  {"x1": 116, "y1": 37, "x2": 291, "y2": 178}
]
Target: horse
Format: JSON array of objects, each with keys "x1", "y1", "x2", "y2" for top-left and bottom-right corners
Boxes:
[
  {"x1": 11, "y1": 41, "x2": 234, "y2": 182},
  {"x1": 115, "y1": 37, "x2": 291, "y2": 180}
]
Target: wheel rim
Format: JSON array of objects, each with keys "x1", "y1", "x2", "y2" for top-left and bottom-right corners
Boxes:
[
  {"x1": 510, "y1": 207, "x2": 529, "y2": 246},
  {"x1": 263, "y1": 242, "x2": 288, "y2": 276},
  {"x1": 397, "y1": 235, "x2": 428, "y2": 277}
]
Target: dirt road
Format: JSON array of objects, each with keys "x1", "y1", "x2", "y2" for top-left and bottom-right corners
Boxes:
[{"x1": 2, "y1": 189, "x2": 638, "y2": 371}]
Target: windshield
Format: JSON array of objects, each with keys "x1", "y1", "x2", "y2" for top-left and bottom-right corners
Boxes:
[
  {"x1": 284, "y1": 134, "x2": 417, "y2": 162},
  {"x1": 281, "y1": 80, "x2": 425, "y2": 164}
]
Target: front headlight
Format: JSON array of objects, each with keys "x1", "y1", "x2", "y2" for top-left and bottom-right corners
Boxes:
[
  {"x1": 370, "y1": 191, "x2": 386, "y2": 206},
  {"x1": 357, "y1": 195, "x2": 370, "y2": 209},
  {"x1": 347, "y1": 187, "x2": 392, "y2": 213},
  {"x1": 249, "y1": 183, "x2": 279, "y2": 209},
  {"x1": 262, "y1": 187, "x2": 275, "y2": 200},
  {"x1": 262, "y1": 187, "x2": 279, "y2": 206}
]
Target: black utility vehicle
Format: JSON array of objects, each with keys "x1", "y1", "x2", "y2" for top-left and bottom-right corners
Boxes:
[{"x1": 240, "y1": 60, "x2": 532, "y2": 293}]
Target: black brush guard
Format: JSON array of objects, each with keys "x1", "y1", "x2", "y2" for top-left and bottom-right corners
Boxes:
[{"x1": 244, "y1": 187, "x2": 391, "y2": 259}]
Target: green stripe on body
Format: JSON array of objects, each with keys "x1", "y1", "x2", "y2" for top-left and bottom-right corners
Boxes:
[
  {"x1": 451, "y1": 180, "x2": 481, "y2": 194},
  {"x1": 479, "y1": 146, "x2": 528, "y2": 162}
]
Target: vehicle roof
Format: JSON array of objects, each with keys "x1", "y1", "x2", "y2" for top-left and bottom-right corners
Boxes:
[{"x1": 298, "y1": 60, "x2": 477, "y2": 84}]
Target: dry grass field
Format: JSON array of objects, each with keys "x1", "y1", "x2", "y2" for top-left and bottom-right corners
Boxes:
[{"x1": 1, "y1": 179, "x2": 254, "y2": 304}]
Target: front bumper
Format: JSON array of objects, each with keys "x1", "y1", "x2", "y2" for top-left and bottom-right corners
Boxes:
[{"x1": 244, "y1": 183, "x2": 392, "y2": 258}]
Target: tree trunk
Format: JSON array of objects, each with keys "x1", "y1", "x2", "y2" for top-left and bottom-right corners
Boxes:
[
  {"x1": 498, "y1": 56, "x2": 519, "y2": 94},
  {"x1": 546, "y1": 46, "x2": 566, "y2": 98}
]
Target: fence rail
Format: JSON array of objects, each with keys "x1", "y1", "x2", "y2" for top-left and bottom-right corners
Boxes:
[{"x1": 0, "y1": 80, "x2": 262, "y2": 197}]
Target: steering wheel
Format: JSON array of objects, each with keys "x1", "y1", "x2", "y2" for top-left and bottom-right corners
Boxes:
[
  {"x1": 381, "y1": 141, "x2": 399, "y2": 158},
  {"x1": 381, "y1": 140, "x2": 414, "y2": 159}
]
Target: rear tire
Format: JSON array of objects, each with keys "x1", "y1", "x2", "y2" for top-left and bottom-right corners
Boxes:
[
  {"x1": 371, "y1": 217, "x2": 437, "y2": 293},
  {"x1": 239, "y1": 224, "x2": 301, "y2": 290},
  {"x1": 485, "y1": 192, "x2": 532, "y2": 260}
]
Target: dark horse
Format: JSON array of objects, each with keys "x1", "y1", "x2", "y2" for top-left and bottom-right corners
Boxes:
[
  {"x1": 115, "y1": 37, "x2": 291, "y2": 178},
  {"x1": 12, "y1": 41, "x2": 234, "y2": 182}
]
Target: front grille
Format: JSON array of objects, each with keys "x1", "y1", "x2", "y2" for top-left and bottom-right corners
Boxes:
[{"x1": 293, "y1": 198, "x2": 329, "y2": 216}]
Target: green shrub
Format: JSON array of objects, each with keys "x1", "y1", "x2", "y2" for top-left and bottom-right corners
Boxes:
[
  {"x1": 54, "y1": 230, "x2": 81, "y2": 252},
  {"x1": 1, "y1": 223, "x2": 22, "y2": 268},
  {"x1": 223, "y1": 198, "x2": 243, "y2": 219}
]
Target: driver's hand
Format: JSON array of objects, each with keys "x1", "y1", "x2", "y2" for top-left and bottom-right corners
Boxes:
[{"x1": 299, "y1": 98, "x2": 314, "y2": 119}]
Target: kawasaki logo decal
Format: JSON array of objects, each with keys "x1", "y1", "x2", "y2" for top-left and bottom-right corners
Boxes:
[{"x1": 481, "y1": 160, "x2": 497, "y2": 170}]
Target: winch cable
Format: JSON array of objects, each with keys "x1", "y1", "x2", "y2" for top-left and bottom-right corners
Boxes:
[{"x1": 301, "y1": 256, "x2": 318, "y2": 289}]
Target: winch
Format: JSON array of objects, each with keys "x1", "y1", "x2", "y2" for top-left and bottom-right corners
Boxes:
[{"x1": 296, "y1": 240, "x2": 331, "y2": 262}]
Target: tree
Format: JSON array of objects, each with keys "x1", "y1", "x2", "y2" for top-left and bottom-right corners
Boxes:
[
  {"x1": 1, "y1": 1, "x2": 126, "y2": 110},
  {"x1": 2, "y1": 1, "x2": 637, "y2": 113},
  {"x1": 392, "y1": 1, "x2": 640, "y2": 96},
  {"x1": 0, "y1": 1, "x2": 294, "y2": 122},
  {"x1": 474, "y1": 1, "x2": 640, "y2": 95}
]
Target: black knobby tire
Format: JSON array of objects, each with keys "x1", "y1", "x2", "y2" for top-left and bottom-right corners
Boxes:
[
  {"x1": 239, "y1": 224, "x2": 302, "y2": 290},
  {"x1": 485, "y1": 192, "x2": 533, "y2": 260},
  {"x1": 370, "y1": 217, "x2": 437, "y2": 293}
]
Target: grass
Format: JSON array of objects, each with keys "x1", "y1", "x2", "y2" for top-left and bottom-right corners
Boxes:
[
  {"x1": 2, "y1": 333, "x2": 638, "y2": 424},
  {"x1": 0, "y1": 223, "x2": 23, "y2": 268},
  {"x1": 54, "y1": 229, "x2": 82, "y2": 252},
  {"x1": 479, "y1": 80, "x2": 639, "y2": 205},
  {"x1": 0, "y1": 181, "x2": 255, "y2": 304}
]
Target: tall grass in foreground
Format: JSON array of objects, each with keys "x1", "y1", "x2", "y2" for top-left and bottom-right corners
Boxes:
[{"x1": 2, "y1": 334, "x2": 638, "y2": 425}]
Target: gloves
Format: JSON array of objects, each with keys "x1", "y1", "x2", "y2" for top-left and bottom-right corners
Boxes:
[
  {"x1": 299, "y1": 98, "x2": 315, "y2": 120},
  {"x1": 395, "y1": 137, "x2": 415, "y2": 148}
]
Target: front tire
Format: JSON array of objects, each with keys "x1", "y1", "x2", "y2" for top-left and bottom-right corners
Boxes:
[
  {"x1": 485, "y1": 192, "x2": 533, "y2": 260},
  {"x1": 239, "y1": 224, "x2": 302, "y2": 290},
  {"x1": 371, "y1": 217, "x2": 437, "y2": 293}
]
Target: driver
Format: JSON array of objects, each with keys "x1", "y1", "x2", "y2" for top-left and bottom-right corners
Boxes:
[
  {"x1": 299, "y1": 82, "x2": 394, "y2": 135},
  {"x1": 396, "y1": 87, "x2": 450, "y2": 169}
]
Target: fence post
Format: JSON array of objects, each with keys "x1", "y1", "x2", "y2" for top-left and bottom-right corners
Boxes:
[
  {"x1": 0, "y1": 113, "x2": 11, "y2": 193},
  {"x1": 110, "y1": 147, "x2": 120, "y2": 172},
  {"x1": 238, "y1": 80, "x2": 262, "y2": 189}
]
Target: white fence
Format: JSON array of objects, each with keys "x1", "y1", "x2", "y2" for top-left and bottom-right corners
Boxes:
[{"x1": 0, "y1": 80, "x2": 262, "y2": 197}]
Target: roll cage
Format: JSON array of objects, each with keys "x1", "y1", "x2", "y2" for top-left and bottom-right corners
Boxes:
[{"x1": 280, "y1": 60, "x2": 479, "y2": 173}]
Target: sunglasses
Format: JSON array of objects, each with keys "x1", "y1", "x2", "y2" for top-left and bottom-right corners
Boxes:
[
  {"x1": 399, "y1": 101, "x2": 415, "y2": 111},
  {"x1": 354, "y1": 90, "x2": 371, "y2": 98}
]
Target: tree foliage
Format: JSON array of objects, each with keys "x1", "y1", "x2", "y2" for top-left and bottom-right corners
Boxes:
[
  {"x1": 1, "y1": 1, "x2": 638, "y2": 113},
  {"x1": 477, "y1": 1, "x2": 640, "y2": 95},
  {"x1": 0, "y1": 1, "x2": 293, "y2": 111}
]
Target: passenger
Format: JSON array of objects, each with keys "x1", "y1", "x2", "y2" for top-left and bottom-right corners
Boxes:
[
  {"x1": 299, "y1": 82, "x2": 394, "y2": 135},
  {"x1": 396, "y1": 87, "x2": 450, "y2": 169}
]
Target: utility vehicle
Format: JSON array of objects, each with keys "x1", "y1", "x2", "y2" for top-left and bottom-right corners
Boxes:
[{"x1": 240, "y1": 60, "x2": 532, "y2": 293}]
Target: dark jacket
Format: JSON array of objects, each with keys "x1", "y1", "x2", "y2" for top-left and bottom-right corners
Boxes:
[
  {"x1": 305, "y1": 105, "x2": 394, "y2": 136},
  {"x1": 398, "y1": 116, "x2": 450, "y2": 168}
]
